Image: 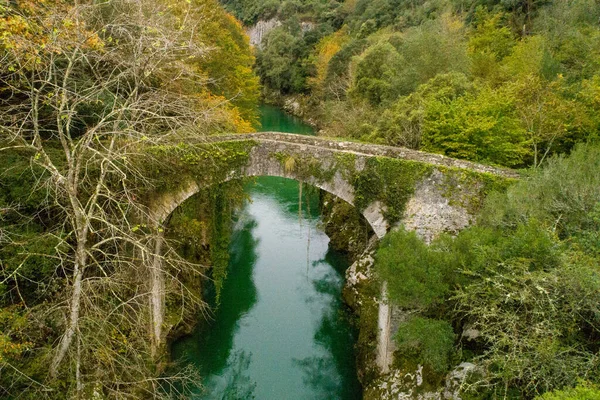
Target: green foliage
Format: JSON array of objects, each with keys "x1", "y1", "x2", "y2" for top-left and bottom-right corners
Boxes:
[
  {"x1": 377, "y1": 230, "x2": 449, "y2": 309},
  {"x1": 374, "y1": 72, "x2": 531, "y2": 167},
  {"x1": 381, "y1": 219, "x2": 600, "y2": 397},
  {"x1": 324, "y1": 38, "x2": 368, "y2": 92},
  {"x1": 256, "y1": 27, "x2": 310, "y2": 93},
  {"x1": 242, "y1": 0, "x2": 600, "y2": 168},
  {"x1": 0, "y1": 147, "x2": 65, "y2": 209},
  {"x1": 421, "y1": 83, "x2": 529, "y2": 167},
  {"x1": 480, "y1": 143, "x2": 600, "y2": 238},
  {"x1": 349, "y1": 17, "x2": 470, "y2": 106},
  {"x1": 454, "y1": 246, "x2": 600, "y2": 398},
  {"x1": 222, "y1": 0, "x2": 344, "y2": 26},
  {"x1": 193, "y1": 0, "x2": 261, "y2": 125},
  {"x1": 0, "y1": 233, "x2": 64, "y2": 304},
  {"x1": 536, "y1": 382, "x2": 600, "y2": 400},
  {"x1": 468, "y1": 7, "x2": 517, "y2": 81},
  {"x1": 142, "y1": 140, "x2": 257, "y2": 195},
  {"x1": 0, "y1": 148, "x2": 68, "y2": 306},
  {"x1": 395, "y1": 316, "x2": 456, "y2": 374},
  {"x1": 354, "y1": 158, "x2": 433, "y2": 222},
  {"x1": 248, "y1": 0, "x2": 344, "y2": 94},
  {"x1": 348, "y1": 0, "x2": 449, "y2": 33},
  {"x1": 375, "y1": 72, "x2": 471, "y2": 147},
  {"x1": 349, "y1": 42, "x2": 404, "y2": 105},
  {"x1": 374, "y1": 143, "x2": 600, "y2": 397},
  {"x1": 316, "y1": 100, "x2": 379, "y2": 141},
  {"x1": 221, "y1": 0, "x2": 280, "y2": 25},
  {"x1": 534, "y1": 0, "x2": 600, "y2": 83}
]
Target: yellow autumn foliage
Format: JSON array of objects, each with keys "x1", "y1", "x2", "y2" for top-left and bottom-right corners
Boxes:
[{"x1": 309, "y1": 27, "x2": 350, "y2": 95}]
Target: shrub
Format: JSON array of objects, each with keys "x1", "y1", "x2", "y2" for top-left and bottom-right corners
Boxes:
[
  {"x1": 395, "y1": 316, "x2": 456, "y2": 374},
  {"x1": 536, "y1": 382, "x2": 600, "y2": 400},
  {"x1": 376, "y1": 229, "x2": 449, "y2": 309}
]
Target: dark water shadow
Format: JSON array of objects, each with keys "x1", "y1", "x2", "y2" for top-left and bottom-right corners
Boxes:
[{"x1": 171, "y1": 215, "x2": 260, "y2": 377}]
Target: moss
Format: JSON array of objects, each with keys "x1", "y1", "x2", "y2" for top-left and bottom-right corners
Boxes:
[
  {"x1": 272, "y1": 151, "x2": 339, "y2": 183},
  {"x1": 320, "y1": 192, "x2": 373, "y2": 259},
  {"x1": 142, "y1": 140, "x2": 258, "y2": 197},
  {"x1": 272, "y1": 147, "x2": 511, "y2": 229},
  {"x1": 353, "y1": 157, "x2": 434, "y2": 223},
  {"x1": 272, "y1": 150, "x2": 440, "y2": 225},
  {"x1": 439, "y1": 168, "x2": 516, "y2": 215},
  {"x1": 165, "y1": 180, "x2": 247, "y2": 321},
  {"x1": 353, "y1": 271, "x2": 382, "y2": 385},
  {"x1": 334, "y1": 153, "x2": 358, "y2": 181},
  {"x1": 394, "y1": 316, "x2": 456, "y2": 382}
]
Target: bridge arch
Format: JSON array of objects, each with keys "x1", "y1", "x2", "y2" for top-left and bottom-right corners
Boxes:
[
  {"x1": 149, "y1": 148, "x2": 388, "y2": 238},
  {"x1": 148, "y1": 132, "x2": 518, "y2": 240}
]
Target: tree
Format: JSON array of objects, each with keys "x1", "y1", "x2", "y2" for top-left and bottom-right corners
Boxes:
[
  {"x1": 536, "y1": 382, "x2": 600, "y2": 400},
  {"x1": 0, "y1": 0, "x2": 245, "y2": 396},
  {"x1": 508, "y1": 75, "x2": 575, "y2": 167},
  {"x1": 256, "y1": 27, "x2": 308, "y2": 93},
  {"x1": 179, "y1": 1, "x2": 261, "y2": 126},
  {"x1": 349, "y1": 42, "x2": 405, "y2": 105},
  {"x1": 468, "y1": 7, "x2": 516, "y2": 81}
]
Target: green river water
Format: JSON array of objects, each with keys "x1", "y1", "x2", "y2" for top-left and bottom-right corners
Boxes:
[{"x1": 171, "y1": 106, "x2": 362, "y2": 399}]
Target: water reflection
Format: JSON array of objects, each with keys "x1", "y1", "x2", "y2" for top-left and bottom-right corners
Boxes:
[
  {"x1": 294, "y1": 248, "x2": 361, "y2": 400},
  {"x1": 197, "y1": 217, "x2": 259, "y2": 375},
  {"x1": 205, "y1": 350, "x2": 257, "y2": 400},
  {"x1": 171, "y1": 216, "x2": 259, "y2": 394}
]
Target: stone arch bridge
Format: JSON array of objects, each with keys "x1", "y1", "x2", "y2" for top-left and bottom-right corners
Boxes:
[
  {"x1": 149, "y1": 132, "x2": 517, "y2": 240},
  {"x1": 146, "y1": 132, "x2": 518, "y2": 371}
]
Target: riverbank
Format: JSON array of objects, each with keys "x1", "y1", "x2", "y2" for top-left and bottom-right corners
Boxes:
[{"x1": 260, "y1": 91, "x2": 321, "y2": 130}]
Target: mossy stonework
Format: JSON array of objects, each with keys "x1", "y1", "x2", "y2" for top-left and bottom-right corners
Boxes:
[{"x1": 146, "y1": 132, "x2": 517, "y2": 236}]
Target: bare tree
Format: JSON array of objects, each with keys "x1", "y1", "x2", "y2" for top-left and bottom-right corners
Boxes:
[{"x1": 0, "y1": 0, "x2": 218, "y2": 395}]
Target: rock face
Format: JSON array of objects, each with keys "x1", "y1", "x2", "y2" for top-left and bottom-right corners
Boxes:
[
  {"x1": 246, "y1": 18, "x2": 281, "y2": 48},
  {"x1": 364, "y1": 362, "x2": 483, "y2": 400},
  {"x1": 246, "y1": 19, "x2": 315, "y2": 48},
  {"x1": 402, "y1": 169, "x2": 473, "y2": 244}
]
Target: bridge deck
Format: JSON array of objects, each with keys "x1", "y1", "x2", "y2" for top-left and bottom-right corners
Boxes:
[{"x1": 199, "y1": 132, "x2": 519, "y2": 178}]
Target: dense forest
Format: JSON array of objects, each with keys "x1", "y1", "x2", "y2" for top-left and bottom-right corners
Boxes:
[{"x1": 1, "y1": 0, "x2": 600, "y2": 399}]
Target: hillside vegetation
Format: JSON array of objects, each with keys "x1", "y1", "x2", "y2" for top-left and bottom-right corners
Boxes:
[
  {"x1": 237, "y1": 0, "x2": 600, "y2": 168},
  {"x1": 378, "y1": 143, "x2": 600, "y2": 398}
]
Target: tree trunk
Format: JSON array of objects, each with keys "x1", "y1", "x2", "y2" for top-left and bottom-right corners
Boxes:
[
  {"x1": 50, "y1": 248, "x2": 85, "y2": 377},
  {"x1": 150, "y1": 231, "x2": 165, "y2": 357}
]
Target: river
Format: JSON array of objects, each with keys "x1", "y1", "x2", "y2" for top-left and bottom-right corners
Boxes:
[{"x1": 171, "y1": 106, "x2": 362, "y2": 399}]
